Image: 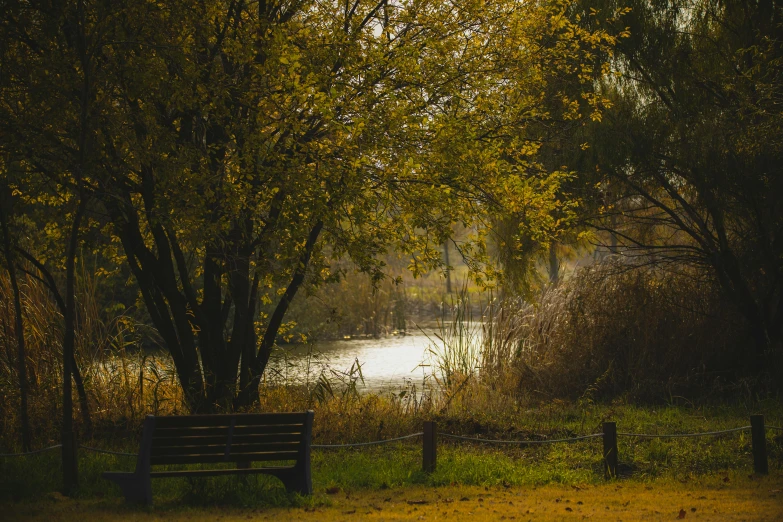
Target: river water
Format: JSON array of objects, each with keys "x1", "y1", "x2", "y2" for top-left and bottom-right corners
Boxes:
[
  {"x1": 114, "y1": 324, "x2": 482, "y2": 396},
  {"x1": 267, "y1": 323, "x2": 482, "y2": 393},
  {"x1": 267, "y1": 329, "x2": 438, "y2": 393}
]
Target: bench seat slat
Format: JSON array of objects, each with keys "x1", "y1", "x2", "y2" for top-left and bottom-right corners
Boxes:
[
  {"x1": 152, "y1": 413, "x2": 308, "y2": 428},
  {"x1": 150, "y1": 466, "x2": 292, "y2": 478},
  {"x1": 151, "y1": 451, "x2": 300, "y2": 465},
  {"x1": 151, "y1": 442, "x2": 302, "y2": 456},
  {"x1": 152, "y1": 424, "x2": 304, "y2": 438},
  {"x1": 152, "y1": 433, "x2": 303, "y2": 446}
]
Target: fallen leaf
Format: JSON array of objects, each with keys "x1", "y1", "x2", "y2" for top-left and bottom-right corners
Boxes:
[
  {"x1": 407, "y1": 500, "x2": 428, "y2": 505},
  {"x1": 343, "y1": 510, "x2": 356, "y2": 515},
  {"x1": 678, "y1": 508, "x2": 687, "y2": 519},
  {"x1": 565, "y1": 507, "x2": 573, "y2": 512}
]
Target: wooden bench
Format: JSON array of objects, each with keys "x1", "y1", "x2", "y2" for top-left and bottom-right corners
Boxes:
[{"x1": 103, "y1": 411, "x2": 313, "y2": 504}]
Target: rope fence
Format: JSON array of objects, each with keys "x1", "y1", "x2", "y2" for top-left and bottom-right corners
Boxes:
[
  {"x1": 312, "y1": 432, "x2": 423, "y2": 449},
  {"x1": 1, "y1": 415, "x2": 778, "y2": 481},
  {"x1": 617, "y1": 426, "x2": 750, "y2": 439},
  {"x1": 0, "y1": 444, "x2": 62, "y2": 458},
  {"x1": 79, "y1": 445, "x2": 138, "y2": 457},
  {"x1": 439, "y1": 432, "x2": 603, "y2": 444}
]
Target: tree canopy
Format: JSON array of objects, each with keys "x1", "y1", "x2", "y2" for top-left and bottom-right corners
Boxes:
[{"x1": 2, "y1": 0, "x2": 620, "y2": 411}]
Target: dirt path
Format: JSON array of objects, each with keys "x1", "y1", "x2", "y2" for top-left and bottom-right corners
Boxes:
[{"x1": 6, "y1": 473, "x2": 783, "y2": 521}]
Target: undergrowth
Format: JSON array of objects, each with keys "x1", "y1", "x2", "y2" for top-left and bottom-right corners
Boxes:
[
  {"x1": 1, "y1": 402, "x2": 781, "y2": 505},
  {"x1": 1, "y1": 261, "x2": 782, "y2": 509}
]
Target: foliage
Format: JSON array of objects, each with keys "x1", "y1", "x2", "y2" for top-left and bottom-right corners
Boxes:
[
  {"x1": 0, "y1": 0, "x2": 619, "y2": 410},
  {"x1": 573, "y1": 0, "x2": 783, "y2": 380}
]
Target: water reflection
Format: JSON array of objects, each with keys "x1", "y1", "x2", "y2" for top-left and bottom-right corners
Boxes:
[{"x1": 267, "y1": 323, "x2": 484, "y2": 393}]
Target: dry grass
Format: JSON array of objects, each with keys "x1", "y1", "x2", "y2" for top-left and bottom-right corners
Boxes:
[
  {"x1": 474, "y1": 260, "x2": 751, "y2": 403},
  {"x1": 0, "y1": 270, "x2": 188, "y2": 447},
  {"x1": 0, "y1": 260, "x2": 775, "y2": 454},
  {"x1": 0, "y1": 268, "x2": 433, "y2": 449},
  {"x1": 4, "y1": 472, "x2": 783, "y2": 521}
]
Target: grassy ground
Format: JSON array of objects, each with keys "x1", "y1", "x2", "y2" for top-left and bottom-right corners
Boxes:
[
  {"x1": 4, "y1": 472, "x2": 783, "y2": 521},
  {"x1": 2, "y1": 403, "x2": 782, "y2": 519}
]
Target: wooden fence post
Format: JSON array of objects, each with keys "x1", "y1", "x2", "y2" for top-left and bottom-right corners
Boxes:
[
  {"x1": 750, "y1": 415, "x2": 768, "y2": 474},
  {"x1": 423, "y1": 421, "x2": 436, "y2": 473},
  {"x1": 62, "y1": 430, "x2": 78, "y2": 494},
  {"x1": 603, "y1": 421, "x2": 618, "y2": 479}
]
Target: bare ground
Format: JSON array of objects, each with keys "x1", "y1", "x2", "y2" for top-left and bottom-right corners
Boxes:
[{"x1": 5, "y1": 472, "x2": 782, "y2": 521}]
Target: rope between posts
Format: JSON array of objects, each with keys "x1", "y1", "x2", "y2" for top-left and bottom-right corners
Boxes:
[
  {"x1": 438, "y1": 433, "x2": 603, "y2": 445},
  {"x1": 0, "y1": 444, "x2": 62, "y2": 457},
  {"x1": 617, "y1": 426, "x2": 750, "y2": 439},
  {"x1": 79, "y1": 445, "x2": 138, "y2": 457},
  {"x1": 312, "y1": 432, "x2": 423, "y2": 448},
  {"x1": 2, "y1": 424, "x2": 775, "y2": 458}
]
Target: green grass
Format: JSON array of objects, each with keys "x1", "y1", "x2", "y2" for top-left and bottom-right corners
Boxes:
[{"x1": 2, "y1": 402, "x2": 781, "y2": 508}]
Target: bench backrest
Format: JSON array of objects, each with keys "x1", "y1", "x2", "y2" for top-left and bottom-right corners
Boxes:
[{"x1": 135, "y1": 412, "x2": 313, "y2": 470}]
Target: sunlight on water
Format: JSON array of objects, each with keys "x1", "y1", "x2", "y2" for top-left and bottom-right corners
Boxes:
[
  {"x1": 268, "y1": 323, "x2": 484, "y2": 393},
  {"x1": 268, "y1": 331, "x2": 435, "y2": 393}
]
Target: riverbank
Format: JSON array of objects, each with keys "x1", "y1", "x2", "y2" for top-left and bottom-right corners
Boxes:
[{"x1": 5, "y1": 472, "x2": 783, "y2": 521}]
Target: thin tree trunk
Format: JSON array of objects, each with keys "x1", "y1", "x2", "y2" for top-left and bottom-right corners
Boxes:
[
  {"x1": 15, "y1": 245, "x2": 92, "y2": 435},
  {"x1": 246, "y1": 221, "x2": 324, "y2": 403},
  {"x1": 609, "y1": 213, "x2": 618, "y2": 255},
  {"x1": 548, "y1": 241, "x2": 559, "y2": 285},
  {"x1": 443, "y1": 241, "x2": 452, "y2": 294},
  {"x1": 71, "y1": 351, "x2": 91, "y2": 437},
  {"x1": 62, "y1": 198, "x2": 86, "y2": 494},
  {"x1": 0, "y1": 193, "x2": 32, "y2": 452}
]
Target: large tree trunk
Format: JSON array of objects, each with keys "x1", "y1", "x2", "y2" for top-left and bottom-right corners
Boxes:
[{"x1": 240, "y1": 220, "x2": 324, "y2": 407}]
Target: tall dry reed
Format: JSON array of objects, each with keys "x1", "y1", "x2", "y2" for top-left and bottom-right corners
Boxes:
[
  {"x1": 477, "y1": 260, "x2": 746, "y2": 402},
  {"x1": 0, "y1": 267, "x2": 188, "y2": 448}
]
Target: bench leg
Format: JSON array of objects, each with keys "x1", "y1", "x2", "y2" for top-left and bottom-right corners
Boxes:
[
  {"x1": 268, "y1": 467, "x2": 312, "y2": 496},
  {"x1": 102, "y1": 472, "x2": 152, "y2": 505}
]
